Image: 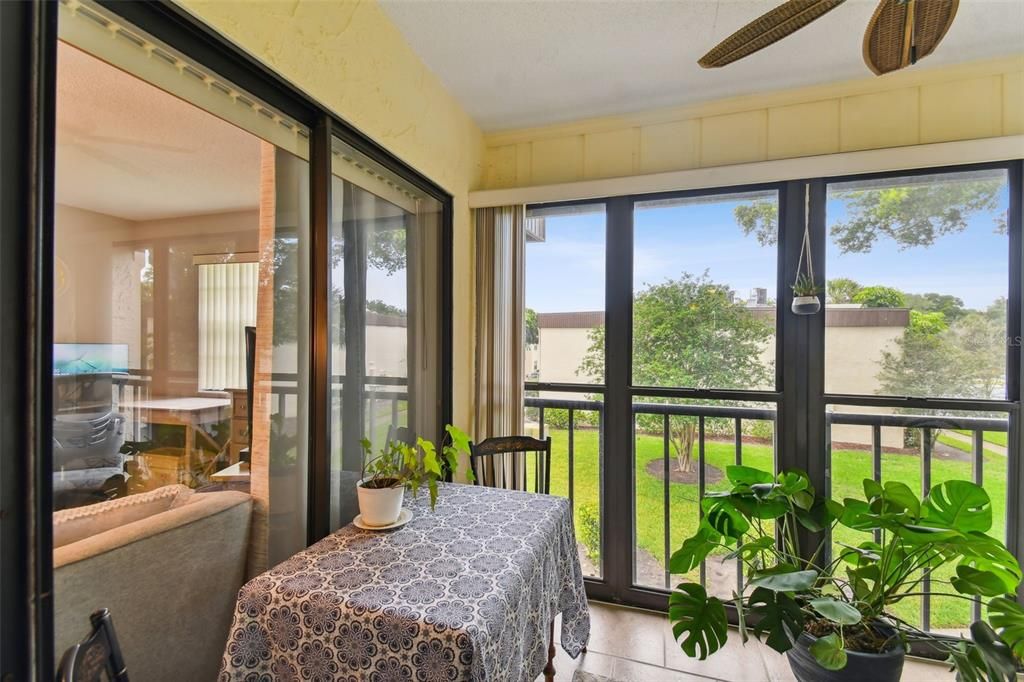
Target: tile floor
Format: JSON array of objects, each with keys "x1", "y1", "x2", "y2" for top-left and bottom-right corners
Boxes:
[{"x1": 542, "y1": 601, "x2": 956, "y2": 682}]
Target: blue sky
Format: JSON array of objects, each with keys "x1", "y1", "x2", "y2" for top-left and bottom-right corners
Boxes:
[{"x1": 526, "y1": 186, "x2": 1009, "y2": 312}]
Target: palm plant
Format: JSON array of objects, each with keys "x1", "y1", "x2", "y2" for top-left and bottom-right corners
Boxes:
[{"x1": 669, "y1": 465, "x2": 1023, "y2": 680}]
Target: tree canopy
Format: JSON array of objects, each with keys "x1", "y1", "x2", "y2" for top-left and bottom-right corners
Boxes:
[
  {"x1": 826, "y1": 277, "x2": 861, "y2": 304},
  {"x1": 579, "y1": 272, "x2": 773, "y2": 471},
  {"x1": 852, "y1": 285, "x2": 906, "y2": 309},
  {"x1": 733, "y1": 177, "x2": 1005, "y2": 253}
]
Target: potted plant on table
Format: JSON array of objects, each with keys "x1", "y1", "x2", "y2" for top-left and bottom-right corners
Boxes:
[
  {"x1": 668, "y1": 465, "x2": 1024, "y2": 681},
  {"x1": 357, "y1": 424, "x2": 473, "y2": 527}
]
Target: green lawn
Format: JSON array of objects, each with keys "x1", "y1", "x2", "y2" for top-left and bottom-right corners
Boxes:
[
  {"x1": 954, "y1": 429, "x2": 1008, "y2": 448},
  {"x1": 542, "y1": 427, "x2": 1008, "y2": 630}
]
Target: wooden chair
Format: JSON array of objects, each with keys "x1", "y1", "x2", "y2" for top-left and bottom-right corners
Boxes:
[
  {"x1": 56, "y1": 608, "x2": 129, "y2": 682},
  {"x1": 385, "y1": 424, "x2": 415, "y2": 447},
  {"x1": 469, "y1": 435, "x2": 552, "y2": 494}
]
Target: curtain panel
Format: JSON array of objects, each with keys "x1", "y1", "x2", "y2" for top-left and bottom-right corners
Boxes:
[{"x1": 473, "y1": 206, "x2": 526, "y2": 441}]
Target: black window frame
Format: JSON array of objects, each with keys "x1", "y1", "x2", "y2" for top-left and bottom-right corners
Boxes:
[
  {"x1": 526, "y1": 159, "x2": 1024, "y2": 614},
  {"x1": 1, "y1": 2, "x2": 454, "y2": 678}
]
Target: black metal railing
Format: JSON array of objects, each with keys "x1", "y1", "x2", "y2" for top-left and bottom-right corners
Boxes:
[
  {"x1": 632, "y1": 402, "x2": 777, "y2": 592},
  {"x1": 524, "y1": 393, "x2": 1012, "y2": 632},
  {"x1": 826, "y1": 410, "x2": 1010, "y2": 630}
]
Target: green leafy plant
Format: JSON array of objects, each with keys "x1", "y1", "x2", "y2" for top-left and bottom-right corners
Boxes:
[
  {"x1": 791, "y1": 273, "x2": 822, "y2": 298},
  {"x1": 359, "y1": 424, "x2": 474, "y2": 510},
  {"x1": 668, "y1": 465, "x2": 1023, "y2": 680}
]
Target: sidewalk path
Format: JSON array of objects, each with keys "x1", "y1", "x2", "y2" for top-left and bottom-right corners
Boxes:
[{"x1": 943, "y1": 429, "x2": 1008, "y2": 457}]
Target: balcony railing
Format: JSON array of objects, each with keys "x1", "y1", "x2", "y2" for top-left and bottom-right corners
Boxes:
[{"x1": 525, "y1": 393, "x2": 1011, "y2": 632}]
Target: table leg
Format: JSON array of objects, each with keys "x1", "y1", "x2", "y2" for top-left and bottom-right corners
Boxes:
[{"x1": 544, "y1": 619, "x2": 556, "y2": 681}]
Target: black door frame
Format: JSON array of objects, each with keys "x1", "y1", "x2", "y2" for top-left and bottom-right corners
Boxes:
[
  {"x1": 1, "y1": 1, "x2": 58, "y2": 679},
  {"x1": 2, "y1": 1, "x2": 455, "y2": 678},
  {"x1": 529, "y1": 159, "x2": 1024, "y2": 612}
]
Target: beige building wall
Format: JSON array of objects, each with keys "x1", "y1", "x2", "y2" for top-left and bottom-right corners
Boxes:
[{"x1": 536, "y1": 315, "x2": 907, "y2": 448}]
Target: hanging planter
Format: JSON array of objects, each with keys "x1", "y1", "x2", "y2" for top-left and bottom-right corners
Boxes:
[{"x1": 791, "y1": 190, "x2": 822, "y2": 315}]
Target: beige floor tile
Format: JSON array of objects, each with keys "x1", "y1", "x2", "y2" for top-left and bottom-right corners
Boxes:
[
  {"x1": 611, "y1": 657, "x2": 720, "y2": 682},
  {"x1": 663, "y1": 628, "x2": 769, "y2": 682},
  {"x1": 901, "y1": 657, "x2": 956, "y2": 681},
  {"x1": 585, "y1": 602, "x2": 665, "y2": 667}
]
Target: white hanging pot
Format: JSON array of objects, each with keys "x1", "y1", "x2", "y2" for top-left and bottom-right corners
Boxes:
[
  {"x1": 791, "y1": 295, "x2": 821, "y2": 315},
  {"x1": 356, "y1": 479, "x2": 404, "y2": 526}
]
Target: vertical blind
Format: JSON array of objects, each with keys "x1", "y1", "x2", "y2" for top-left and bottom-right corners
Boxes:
[{"x1": 198, "y1": 261, "x2": 258, "y2": 390}]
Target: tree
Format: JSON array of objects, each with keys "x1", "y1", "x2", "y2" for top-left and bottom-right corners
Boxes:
[
  {"x1": 525, "y1": 308, "x2": 539, "y2": 346},
  {"x1": 733, "y1": 177, "x2": 1004, "y2": 252},
  {"x1": 578, "y1": 272, "x2": 773, "y2": 472},
  {"x1": 367, "y1": 299, "x2": 406, "y2": 317},
  {"x1": 903, "y1": 292, "x2": 966, "y2": 322},
  {"x1": 878, "y1": 304, "x2": 1006, "y2": 402},
  {"x1": 878, "y1": 311, "x2": 967, "y2": 399},
  {"x1": 853, "y1": 285, "x2": 906, "y2": 308},
  {"x1": 827, "y1": 278, "x2": 861, "y2": 303}
]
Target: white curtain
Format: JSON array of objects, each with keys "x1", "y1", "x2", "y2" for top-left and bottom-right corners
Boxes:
[
  {"x1": 197, "y1": 262, "x2": 258, "y2": 390},
  {"x1": 474, "y1": 206, "x2": 526, "y2": 440}
]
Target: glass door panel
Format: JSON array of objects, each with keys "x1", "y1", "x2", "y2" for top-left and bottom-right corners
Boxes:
[
  {"x1": 524, "y1": 203, "x2": 606, "y2": 578},
  {"x1": 630, "y1": 190, "x2": 779, "y2": 593},
  {"x1": 328, "y1": 136, "x2": 443, "y2": 530}
]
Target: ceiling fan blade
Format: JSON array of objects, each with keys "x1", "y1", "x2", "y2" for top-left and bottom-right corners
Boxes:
[
  {"x1": 698, "y1": 0, "x2": 847, "y2": 69},
  {"x1": 863, "y1": 0, "x2": 959, "y2": 75}
]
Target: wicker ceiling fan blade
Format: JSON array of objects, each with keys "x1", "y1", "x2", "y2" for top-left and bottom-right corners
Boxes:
[
  {"x1": 863, "y1": 0, "x2": 959, "y2": 75},
  {"x1": 698, "y1": 0, "x2": 847, "y2": 69}
]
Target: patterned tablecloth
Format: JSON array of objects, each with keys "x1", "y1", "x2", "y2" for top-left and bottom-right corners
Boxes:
[{"x1": 219, "y1": 483, "x2": 591, "y2": 682}]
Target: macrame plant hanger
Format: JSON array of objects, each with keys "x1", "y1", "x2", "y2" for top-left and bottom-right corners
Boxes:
[{"x1": 791, "y1": 186, "x2": 822, "y2": 315}]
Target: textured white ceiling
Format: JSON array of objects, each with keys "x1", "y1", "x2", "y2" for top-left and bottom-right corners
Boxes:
[
  {"x1": 56, "y1": 42, "x2": 259, "y2": 222},
  {"x1": 379, "y1": 0, "x2": 1024, "y2": 132}
]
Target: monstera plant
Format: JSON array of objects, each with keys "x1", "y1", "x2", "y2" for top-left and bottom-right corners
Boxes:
[{"x1": 668, "y1": 465, "x2": 1024, "y2": 681}]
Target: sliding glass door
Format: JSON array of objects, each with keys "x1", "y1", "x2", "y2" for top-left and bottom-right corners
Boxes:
[
  {"x1": 328, "y1": 136, "x2": 445, "y2": 530},
  {"x1": 5, "y1": 0, "x2": 455, "y2": 677}
]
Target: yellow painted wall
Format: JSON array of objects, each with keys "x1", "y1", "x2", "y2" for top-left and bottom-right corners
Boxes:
[
  {"x1": 177, "y1": 0, "x2": 485, "y2": 429},
  {"x1": 482, "y1": 55, "x2": 1024, "y2": 189}
]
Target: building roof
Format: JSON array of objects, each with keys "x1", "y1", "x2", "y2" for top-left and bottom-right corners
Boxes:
[{"x1": 537, "y1": 307, "x2": 910, "y2": 329}]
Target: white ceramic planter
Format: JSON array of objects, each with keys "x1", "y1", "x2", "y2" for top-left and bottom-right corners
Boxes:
[
  {"x1": 791, "y1": 295, "x2": 821, "y2": 315},
  {"x1": 356, "y1": 479, "x2": 404, "y2": 526}
]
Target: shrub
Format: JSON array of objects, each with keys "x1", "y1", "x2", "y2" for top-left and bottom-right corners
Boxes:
[{"x1": 577, "y1": 503, "x2": 601, "y2": 564}]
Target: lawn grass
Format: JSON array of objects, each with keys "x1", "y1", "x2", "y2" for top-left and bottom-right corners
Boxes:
[
  {"x1": 954, "y1": 429, "x2": 1008, "y2": 448},
  {"x1": 543, "y1": 426, "x2": 1008, "y2": 630}
]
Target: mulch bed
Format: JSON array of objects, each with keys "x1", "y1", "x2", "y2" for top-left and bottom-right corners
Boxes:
[{"x1": 644, "y1": 458, "x2": 724, "y2": 485}]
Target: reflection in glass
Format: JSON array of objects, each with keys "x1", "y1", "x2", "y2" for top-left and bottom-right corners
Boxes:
[{"x1": 328, "y1": 138, "x2": 443, "y2": 530}]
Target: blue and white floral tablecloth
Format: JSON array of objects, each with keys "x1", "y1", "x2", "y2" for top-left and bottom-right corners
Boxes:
[{"x1": 219, "y1": 483, "x2": 591, "y2": 681}]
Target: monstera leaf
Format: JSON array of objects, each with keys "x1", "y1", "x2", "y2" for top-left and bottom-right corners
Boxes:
[
  {"x1": 670, "y1": 526, "x2": 719, "y2": 575},
  {"x1": 809, "y1": 597, "x2": 861, "y2": 625},
  {"x1": 922, "y1": 480, "x2": 992, "y2": 532},
  {"x1": 951, "y1": 565, "x2": 1013, "y2": 597},
  {"x1": 955, "y1": 533, "x2": 1022, "y2": 595},
  {"x1": 967, "y1": 621, "x2": 1018, "y2": 682},
  {"x1": 703, "y1": 498, "x2": 749, "y2": 541},
  {"x1": 668, "y1": 583, "x2": 728, "y2": 660},
  {"x1": 749, "y1": 569, "x2": 817, "y2": 593},
  {"x1": 748, "y1": 586, "x2": 804, "y2": 653},
  {"x1": 809, "y1": 633, "x2": 847, "y2": 671},
  {"x1": 988, "y1": 596, "x2": 1024, "y2": 661},
  {"x1": 726, "y1": 465, "x2": 774, "y2": 486}
]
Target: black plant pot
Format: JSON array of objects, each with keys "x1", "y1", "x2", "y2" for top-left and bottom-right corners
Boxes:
[
  {"x1": 786, "y1": 632, "x2": 904, "y2": 682},
  {"x1": 791, "y1": 295, "x2": 821, "y2": 315}
]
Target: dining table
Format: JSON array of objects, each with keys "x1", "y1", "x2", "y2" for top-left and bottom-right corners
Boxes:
[{"x1": 219, "y1": 483, "x2": 591, "y2": 681}]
